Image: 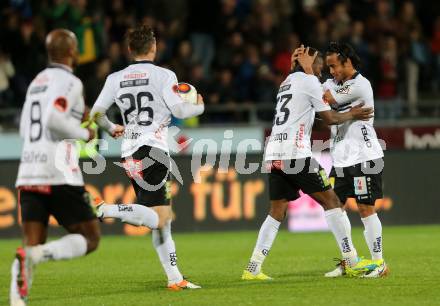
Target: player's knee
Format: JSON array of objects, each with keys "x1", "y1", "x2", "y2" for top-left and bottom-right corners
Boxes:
[
  {"x1": 269, "y1": 205, "x2": 286, "y2": 222},
  {"x1": 85, "y1": 233, "x2": 100, "y2": 253},
  {"x1": 156, "y1": 210, "x2": 172, "y2": 229},
  {"x1": 357, "y1": 204, "x2": 375, "y2": 218}
]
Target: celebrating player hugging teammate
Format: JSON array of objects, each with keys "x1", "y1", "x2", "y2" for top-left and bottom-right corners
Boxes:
[
  {"x1": 89, "y1": 24, "x2": 203, "y2": 290},
  {"x1": 242, "y1": 46, "x2": 379, "y2": 281},
  {"x1": 323, "y1": 42, "x2": 387, "y2": 278}
]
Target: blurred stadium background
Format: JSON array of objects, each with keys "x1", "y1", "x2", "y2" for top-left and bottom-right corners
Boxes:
[
  {"x1": 0, "y1": 0, "x2": 438, "y2": 235},
  {"x1": 0, "y1": 0, "x2": 439, "y2": 305}
]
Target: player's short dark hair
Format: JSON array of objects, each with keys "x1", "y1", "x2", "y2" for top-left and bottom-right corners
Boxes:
[
  {"x1": 126, "y1": 24, "x2": 155, "y2": 56},
  {"x1": 293, "y1": 47, "x2": 322, "y2": 73},
  {"x1": 325, "y1": 42, "x2": 361, "y2": 69}
]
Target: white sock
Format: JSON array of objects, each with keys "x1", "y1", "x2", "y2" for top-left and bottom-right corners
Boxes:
[
  {"x1": 29, "y1": 234, "x2": 88, "y2": 264},
  {"x1": 247, "y1": 215, "x2": 281, "y2": 275},
  {"x1": 152, "y1": 220, "x2": 183, "y2": 285},
  {"x1": 102, "y1": 204, "x2": 159, "y2": 228},
  {"x1": 361, "y1": 213, "x2": 383, "y2": 260},
  {"x1": 342, "y1": 210, "x2": 351, "y2": 235},
  {"x1": 10, "y1": 259, "x2": 21, "y2": 302},
  {"x1": 324, "y1": 208, "x2": 358, "y2": 267}
]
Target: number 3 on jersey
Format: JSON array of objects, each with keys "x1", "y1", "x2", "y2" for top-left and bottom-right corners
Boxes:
[
  {"x1": 119, "y1": 92, "x2": 154, "y2": 126},
  {"x1": 274, "y1": 94, "x2": 292, "y2": 126}
]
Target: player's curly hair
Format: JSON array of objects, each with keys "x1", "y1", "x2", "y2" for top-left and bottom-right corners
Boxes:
[
  {"x1": 326, "y1": 42, "x2": 361, "y2": 69},
  {"x1": 126, "y1": 24, "x2": 156, "y2": 56}
]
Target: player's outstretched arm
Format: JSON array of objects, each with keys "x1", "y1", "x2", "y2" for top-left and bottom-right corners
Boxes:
[{"x1": 317, "y1": 103, "x2": 373, "y2": 125}]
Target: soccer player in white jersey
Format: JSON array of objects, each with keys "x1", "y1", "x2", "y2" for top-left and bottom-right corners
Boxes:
[
  {"x1": 10, "y1": 29, "x2": 103, "y2": 306},
  {"x1": 242, "y1": 47, "x2": 374, "y2": 281},
  {"x1": 322, "y1": 42, "x2": 388, "y2": 278},
  {"x1": 90, "y1": 25, "x2": 203, "y2": 290}
]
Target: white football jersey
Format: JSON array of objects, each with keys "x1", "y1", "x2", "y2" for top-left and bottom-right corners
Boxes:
[
  {"x1": 94, "y1": 61, "x2": 189, "y2": 157},
  {"x1": 16, "y1": 64, "x2": 88, "y2": 187},
  {"x1": 323, "y1": 73, "x2": 384, "y2": 167},
  {"x1": 265, "y1": 72, "x2": 331, "y2": 160}
]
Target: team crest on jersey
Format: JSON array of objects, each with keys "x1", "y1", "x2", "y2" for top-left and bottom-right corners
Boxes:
[{"x1": 54, "y1": 97, "x2": 68, "y2": 112}]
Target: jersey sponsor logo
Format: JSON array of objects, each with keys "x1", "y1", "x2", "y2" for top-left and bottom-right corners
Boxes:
[
  {"x1": 270, "y1": 132, "x2": 287, "y2": 143},
  {"x1": 354, "y1": 176, "x2": 368, "y2": 195},
  {"x1": 124, "y1": 128, "x2": 141, "y2": 139},
  {"x1": 29, "y1": 85, "x2": 48, "y2": 95},
  {"x1": 124, "y1": 72, "x2": 147, "y2": 79},
  {"x1": 120, "y1": 79, "x2": 149, "y2": 88},
  {"x1": 21, "y1": 150, "x2": 48, "y2": 164},
  {"x1": 295, "y1": 124, "x2": 305, "y2": 149},
  {"x1": 278, "y1": 84, "x2": 291, "y2": 94},
  {"x1": 361, "y1": 125, "x2": 372, "y2": 148},
  {"x1": 54, "y1": 97, "x2": 68, "y2": 112},
  {"x1": 335, "y1": 84, "x2": 351, "y2": 95}
]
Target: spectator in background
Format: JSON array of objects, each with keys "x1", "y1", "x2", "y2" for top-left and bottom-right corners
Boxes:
[
  {"x1": 1, "y1": 0, "x2": 440, "y2": 127},
  {"x1": 310, "y1": 19, "x2": 329, "y2": 52},
  {"x1": 189, "y1": 63, "x2": 211, "y2": 99},
  {"x1": 84, "y1": 57, "x2": 111, "y2": 107},
  {"x1": 349, "y1": 21, "x2": 370, "y2": 72},
  {"x1": 208, "y1": 68, "x2": 240, "y2": 122},
  {"x1": 70, "y1": 0, "x2": 105, "y2": 80},
  {"x1": 406, "y1": 26, "x2": 429, "y2": 116},
  {"x1": 328, "y1": 2, "x2": 351, "y2": 41},
  {"x1": 170, "y1": 40, "x2": 195, "y2": 81},
  {"x1": 431, "y1": 17, "x2": 440, "y2": 93},
  {"x1": 0, "y1": 49, "x2": 15, "y2": 107},
  {"x1": 376, "y1": 36, "x2": 401, "y2": 119},
  {"x1": 187, "y1": 0, "x2": 218, "y2": 76},
  {"x1": 108, "y1": 41, "x2": 127, "y2": 72},
  {"x1": 237, "y1": 44, "x2": 260, "y2": 101},
  {"x1": 273, "y1": 32, "x2": 300, "y2": 76},
  {"x1": 366, "y1": 0, "x2": 396, "y2": 40}
]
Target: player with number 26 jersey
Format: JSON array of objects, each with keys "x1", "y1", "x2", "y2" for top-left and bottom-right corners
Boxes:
[{"x1": 93, "y1": 61, "x2": 202, "y2": 158}]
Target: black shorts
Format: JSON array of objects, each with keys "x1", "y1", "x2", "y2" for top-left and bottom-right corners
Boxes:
[
  {"x1": 268, "y1": 157, "x2": 331, "y2": 201},
  {"x1": 19, "y1": 185, "x2": 96, "y2": 227},
  {"x1": 329, "y1": 158, "x2": 384, "y2": 205},
  {"x1": 121, "y1": 145, "x2": 171, "y2": 207}
]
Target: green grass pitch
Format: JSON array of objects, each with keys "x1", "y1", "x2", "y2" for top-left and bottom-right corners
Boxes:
[{"x1": 1, "y1": 225, "x2": 440, "y2": 306}]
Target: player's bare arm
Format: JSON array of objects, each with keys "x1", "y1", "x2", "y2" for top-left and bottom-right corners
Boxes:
[{"x1": 318, "y1": 102, "x2": 373, "y2": 125}]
